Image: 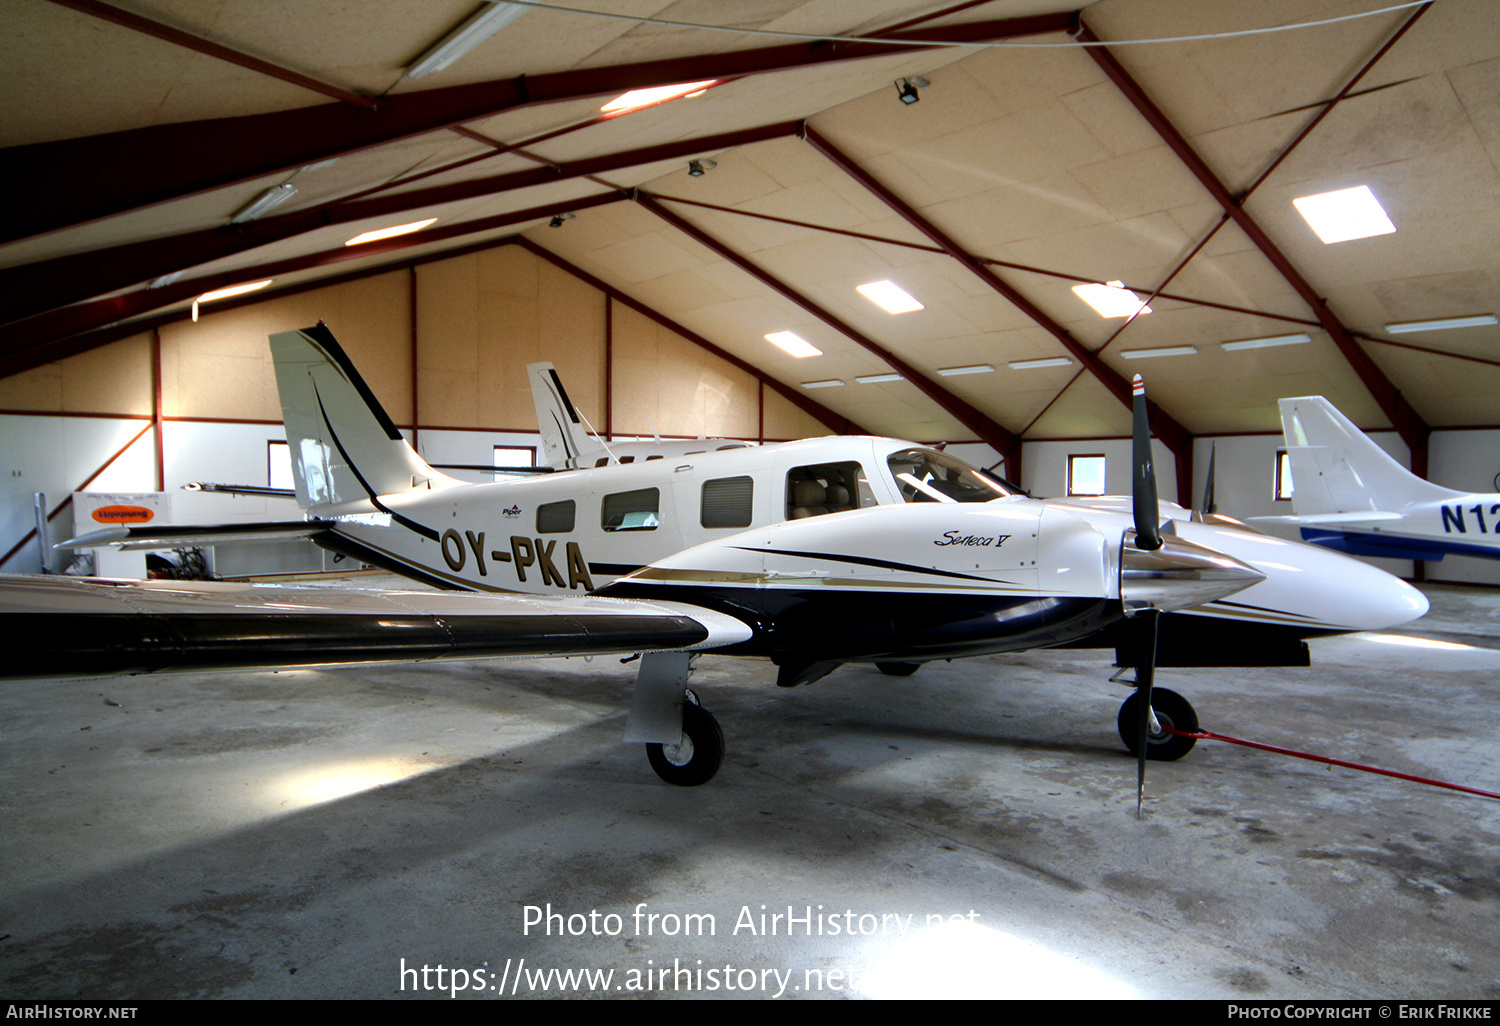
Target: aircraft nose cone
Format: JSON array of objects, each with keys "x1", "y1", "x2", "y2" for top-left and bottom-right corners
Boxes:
[{"x1": 1121, "y1": 532, "x2": 1266, "y2": 613}]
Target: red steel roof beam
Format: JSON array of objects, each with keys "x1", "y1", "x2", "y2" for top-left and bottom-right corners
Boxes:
[
  {"x1": 800, "y1": 123, "x2": 1193, "y2": 461},
  {"x1": 516, "y1": 237, "x2": 867, "y2": 438},
  {"x1": 638, "y1": 193, "x2": 1021, "y2": 461},
  {"x1": 1077, "y1": 20, "x2": 1428, "y2": 466},
  {"x1": 0, "y1": 193, "x2": 631, "y2": 361},
  {"x1": 0, "y1": 122, "x2": 803, "y2": 328},
  {"x1": 44, "y1": 0, "x2": 377, "y2": 109},
  {"x1": 0, "y1": 12, "x2": 1077, "y2": 247}
]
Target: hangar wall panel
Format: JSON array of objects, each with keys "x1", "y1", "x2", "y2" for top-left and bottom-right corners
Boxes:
[
  {"x1": 0, "y1": 333, "x2": 153, "y2": 415},
  {"x1": 160, "y1": 272, "x2": 411, "y2": 423}
]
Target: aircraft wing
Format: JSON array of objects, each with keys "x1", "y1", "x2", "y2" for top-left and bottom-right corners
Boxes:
[
  {"x1": 0, "y1": 575, "x2": 752, "y2": 681},
  {"x1": 55, "y1": 520, "x2": 332, "y2": 551}
]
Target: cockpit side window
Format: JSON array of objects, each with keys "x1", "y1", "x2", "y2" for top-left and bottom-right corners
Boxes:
[
  {"x1": 886, "y1": 449, "x2": 1017, "y2": 503},
  {"x1": 785, "y1": 462, "x2": 875, "y2": 519}
]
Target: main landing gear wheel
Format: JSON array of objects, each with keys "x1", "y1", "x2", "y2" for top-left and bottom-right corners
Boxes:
[
  {"x1": 1117, "y1": 687, "x2": 1198, "y2": 761},
  {"x1": 646, "y1": 703, "x2": 725, "y2": 786},
  {"x1": 876, "y1": 662, "x2": 920, "y2": 677}
]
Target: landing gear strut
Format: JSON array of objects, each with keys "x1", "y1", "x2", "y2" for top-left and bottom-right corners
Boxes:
[
  {"x1": 1117, "y1": 686, "x2": 1198, "y2": 761},
  {"x1": 646, "y1": 703, "x2": 725, "y2": 786}
]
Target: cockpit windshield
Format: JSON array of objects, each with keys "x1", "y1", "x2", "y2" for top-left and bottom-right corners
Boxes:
[{"x1": 886, "y1": 448, "x2": 1021, "y2": 503}]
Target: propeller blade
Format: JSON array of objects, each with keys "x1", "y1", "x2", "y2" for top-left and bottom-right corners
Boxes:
[
  {"x1": 1135, "y1": 608, "x2": 1161, "y2": 818},
  {"x1": 1200, "y1": 442, "x2": 1217, "y2": 517},
  {"x1": 1130, "y1": 375, "x2": 1162, "y2": 551}
]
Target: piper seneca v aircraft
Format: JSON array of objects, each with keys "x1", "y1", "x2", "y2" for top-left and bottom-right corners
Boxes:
[{"x1": 14, "y1": 324, "x2": 1427, "y2": 802}]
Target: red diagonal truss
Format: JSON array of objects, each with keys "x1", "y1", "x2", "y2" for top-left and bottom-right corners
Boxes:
[
  {"x1": 637, "y1": 193, "x2": 1022, "y2": 466},
  {"x1": 0, "y1": 12, "x2": 1076, "y2": 247},
  {"x1": 1078, "y1": 18, "x2": 1430, "y2": 472},
  {"x1": 801, "y1": 123, "x2": 1195, "y2": 470},
  {"x1": 515, "y1": 238, "x2": 867, "y2": 438},
  {"x1": 0, "y1": 122, "x2": 804, "y2": 329}
]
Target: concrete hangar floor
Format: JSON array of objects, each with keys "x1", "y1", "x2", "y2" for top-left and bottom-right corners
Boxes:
[{"x1": 1, "y1": 577, "x2": 1497, "y2": 1001}]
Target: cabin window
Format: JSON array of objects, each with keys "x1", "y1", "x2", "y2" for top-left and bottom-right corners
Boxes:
[
  {"x1": 602, "y1": 488, "x2": 660, "y2": 531},
  {"x1": 1275, "y1": 449, "x2": 1293, "y2": 501},
  {"x1": 701, "y1": 476, "x2": 754, "y2": 528},
  {"x1": 1066, "y1": 454, "x2": 1107, "y2": 497},
  {"x1": 888, "y1": 449, "x2": 1014, "y2": 503},
  {"x1": 537, "y1": 499, "x2": 575, "y2": 534},
  {"x1": 786, "y1": 462, "x2": 873, "y2": 519}
]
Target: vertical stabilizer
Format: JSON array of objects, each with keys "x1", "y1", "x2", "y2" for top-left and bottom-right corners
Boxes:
[
  {"x1": 528, "y1": 361, "x2": 587, "y2": 468},
  {"x1": 271, "y1": 324, "x2": 453, "y2": 510},
  {"x1": 1278, "y1": 396, "x2": 1455, "y2": 514}
]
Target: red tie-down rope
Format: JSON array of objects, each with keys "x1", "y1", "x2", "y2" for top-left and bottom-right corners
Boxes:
[{"x1": 1164, "y1": 726, "x2": 1500, "y2": 802}]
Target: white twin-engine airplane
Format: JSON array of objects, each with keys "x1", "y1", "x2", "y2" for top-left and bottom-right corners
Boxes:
[
  {"x1": 1254, "y1": 395, "x2": 1500, "y2": 563},
  {"x1": 11, "y1": 324, "x2": 1428, "y2": 800}
]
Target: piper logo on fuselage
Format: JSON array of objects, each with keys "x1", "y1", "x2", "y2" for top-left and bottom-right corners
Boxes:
[
  {"x1": 440, "y1": 529, "x2": 593, "y2": 590},
  {"x1": 934, "y1": 531, "x2": 1010, "y2": 547}
]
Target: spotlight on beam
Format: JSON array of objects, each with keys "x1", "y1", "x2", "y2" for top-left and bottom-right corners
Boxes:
[
  {"x1": 548, "y1": 213, "x2": 575, "y2": 228},
  {"x1": 894, "y1": 76, "x2": 928, "y2": 105},
  {"x1": 688, "y1": 159, "x2": 717, "y2": 177}
]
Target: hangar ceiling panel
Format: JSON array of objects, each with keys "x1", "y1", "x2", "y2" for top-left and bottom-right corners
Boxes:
[{"x1": 3, "y1": 0, "x2": 1497, "y2": 470}]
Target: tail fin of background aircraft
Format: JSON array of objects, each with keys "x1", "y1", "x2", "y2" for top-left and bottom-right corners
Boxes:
[
  {"x1": 528, "y1": 361, "x2": 588, "y2": 468},
  {"x1": 1278, "y1": 396, "x2": 1457, "y2": 514},
  {"x1": 271, "y1": 324, "x2": 456, "y2": 510}
]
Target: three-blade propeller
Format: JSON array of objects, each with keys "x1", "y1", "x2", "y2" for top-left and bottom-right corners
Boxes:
[{"x1": 1129, "y1": 374, "x2": 1163, "y2": 818}]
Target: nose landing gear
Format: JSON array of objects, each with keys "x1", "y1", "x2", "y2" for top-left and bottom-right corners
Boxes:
[{"x1": 1117, "y1": 686, "x2": 1198, "y2": 762}]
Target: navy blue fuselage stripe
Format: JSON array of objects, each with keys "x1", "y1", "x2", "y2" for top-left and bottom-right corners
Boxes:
[{"x1": 733, "y1": 546, "x2": 997, "y2": 583}]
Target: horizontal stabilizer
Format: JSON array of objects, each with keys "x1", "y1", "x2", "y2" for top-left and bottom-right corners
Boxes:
[
  {"x1": 1247, "y1": 512, "x2": 1403, "y2": 528},
  {"x1": 56, "y1": 520, "x2": 330, "y2": 551}
]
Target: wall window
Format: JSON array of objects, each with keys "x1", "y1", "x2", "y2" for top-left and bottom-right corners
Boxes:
[
  {"x1": 268, "y1": 440, "x2": 292, "y2": 490},
  {"x1": 1275, "y1": 449, "x2": 1293, "y2": 501},
  {"x1": 701, "y1": 476, "x2": 753, "y2": 528},
  {"x1": 1066, "y1": 454, "x2": 1106, "y2": 496},
  {"x1": 494, "y1": 446, "x2": 536, "y2": 469},
  {"x1": 536, "y1": 499, "x2": 575, "y2": 534},
  {"x1": 602, "y1": 488, "x2": 660, "y2": 531}
]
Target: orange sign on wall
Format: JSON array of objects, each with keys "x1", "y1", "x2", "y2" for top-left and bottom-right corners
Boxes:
[{"x1": 91, "y1": 505, "x2": 155, "y2": 524}]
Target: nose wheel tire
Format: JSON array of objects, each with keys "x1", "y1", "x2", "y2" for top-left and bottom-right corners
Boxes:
[
  {"x1": 646, "y1": 703, "x2": 725, "y2": 786},
  {"x1": 1118, "y1": 687, "x2": 1198, "y2": 761}
]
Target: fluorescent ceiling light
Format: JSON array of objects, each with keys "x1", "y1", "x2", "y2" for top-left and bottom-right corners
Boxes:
[
  {"x1": 1384, "y1": 314, "x2": 1497, "y2": 334},
  {"x1": 197, "y1": 280, "x2": 272, "y2": 304},
  {"x1": 801, "y1": 379, "x2": 844, "y2": 389},
  {"x1": 1072, "y1": 281, "x2": 1151, "y2": 319},
  {"x1": 345, "y1": 218, "x2": 438, "y2": 247},
  {"x1": 855, "y1": 373, "x2": 903, "y2": 384},
  {"x1": 765, "y1": 331, "x2": 822, "y2": 358},
  {"x1": 407, "y1": 2, "x2": 526, "y2": 79},
  {"x1": 229, "y1": 184, "x2": 297, "y2": 224},
  {"x1": 1007, "y1": 357, "x2": 1072, "y2": 370},
  {"x1": 1120, "y1": 345, "x2": 1198, "y2": 359},
  {"x1": 937, "y1": 364, "x2": 996, "y2": 376},
  {"x1": 1220, "y1": 333, "x2": 1313, "y2": 351},
  {"x1": 1292, "y1": 185, "x2": 1395, "y2": 244},
  {"x1": 856, "y1": 280, "x2": 924, "y2": 314},
  {"x1": 192, "y1": 279, "x2": 272, "y2": 322},
  {"x1": 601, "y1": 80, "x2": 718, "y2": 113}
]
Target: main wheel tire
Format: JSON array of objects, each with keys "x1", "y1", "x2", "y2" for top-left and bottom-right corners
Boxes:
[
  {"x1": 646, "y1": 703, "x2": 725, "y2": 786},
  {"x1": 1117, "y1": 687, "x2": 1198, "y2": 762},
  {"x1": 876, "y1": 662, "x2": 921, "y2": 677}
]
